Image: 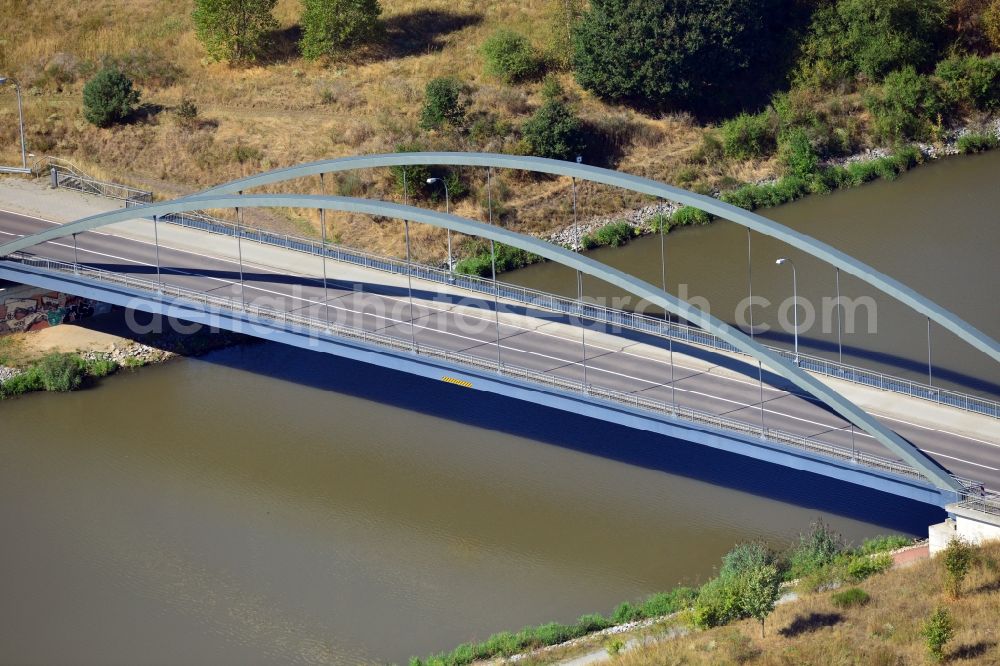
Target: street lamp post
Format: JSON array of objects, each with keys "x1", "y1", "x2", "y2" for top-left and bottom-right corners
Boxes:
[
  {"x1": 426, "y1": 177, "x2": 452, "y2": 272},
  {"x1": 0, "y1": 76, "x2": 27, "y2": 170},
  {"x1": 775, "y1": 257, "x2": 800, "y2": 364}
]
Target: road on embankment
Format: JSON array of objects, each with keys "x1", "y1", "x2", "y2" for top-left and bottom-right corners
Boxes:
[{"x1": 1, "y1": 208, "x2": 998, "y2": 488}]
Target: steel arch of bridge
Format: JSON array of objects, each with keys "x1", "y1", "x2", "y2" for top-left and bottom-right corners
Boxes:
[
  {"x1": 193, "y1": 152, "x2": 1000, "y2": 366},
  {"x1": 0, "y1": 192, "x2": 964, "y2": 492}
]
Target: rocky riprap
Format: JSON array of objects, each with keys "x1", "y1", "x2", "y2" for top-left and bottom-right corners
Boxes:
[
  {"x1": 539, "y1": 120, "x2": 1000, "y2": 252},
  {"x1": 81, "y1": 342, "x2": 172, "y2": 366},
  {"x1": 0, "y1": 366, "x2": 21, "y2": 384}
]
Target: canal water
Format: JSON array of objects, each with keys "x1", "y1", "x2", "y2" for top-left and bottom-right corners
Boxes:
[{"x1": 1, "y1": 153, "x2": 996, "y2": 664}]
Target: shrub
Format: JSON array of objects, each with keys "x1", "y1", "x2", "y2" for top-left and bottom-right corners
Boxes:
[
  {"x1": 639, "y1": 587, "x2": 698, "y2": 618},
  {"x1": 694, "y1": 541, "x2": 778, "y2": 629},
  {"x1": 857, "y1": 535, "x2": 911, "y2": 555},
  {"x1": 481, "y1": 30, "x2": 541, "y2": 83},
  {"x1": 866, "y1": 66, "x2": 945, "y2": 142},
  {"x1": 721, "y1": 112, "x2": 777, "y2": 160},
  {"x1": 35, "y1": 353, "x2": 85, "y2": 392},
  {"x1": 720, "y1": 176, "x2": 810, "y2": 210},
  {"x1": 787, "y1": 519, "x2": 845, "y2": 579},
  {"x1": 671, "y1": 206, "x2": 711, "y2": 227},
  {"x1": 778, "y1": 127, "x2": 820, "y2": 178},
  {"x1": 419, "y1": 77, "x2": 467, "y2": 130},
  {"x1": 922, "y1": 607, "x2": 954, "y2": 662},
  {"x1": 176, "y1": 97, "x2": 198, "y2": 123},
  {"x1": 847, "y1": 553, "x2": 893, "y2": 581},
  {"x1": 85, "y1": 357, "x2": 119, "y2": 378},
  {"x1": 936, "y1": 54, "x2": 1000, "y2": 112},
  {"x1": 300, "y1": 0, "x2": 383, "y2": 59},
  {"x1": 192, "y1": 0, "x2": 278, "y2": 63},
  {"x1": 611, "y1": 601, "x2": 642, "y2": 623},
  {"x1": 942, "y1": 536, "x2": 975, "y2": 598},
  {"x1": 454, "y1": 242, "x2": 541, "y2": 277},
  {"x1": 830, "y1": 587, "x2": 871, "y2": 608},
  {"x1": 390, "y1": 142, "x2": 431, "y2": 199},
  {"x1": 957, "y1": 131, "x2": 1000, "y2": 153},
  {"x1": 521, "y1": 100, "x2": 586, "y2": 161},
  {"x1": 572, "y1": 0, "x2": 803, "y2": 117},
  {"x1": 591, "y1": 221, "x2": 634, "y2": 247},
  {"x1": 796, "y1": 0, "x2": 949, "y2": 85},
  {"x1": 82, "y1": 67, "x2": 141, "y2": 127}
]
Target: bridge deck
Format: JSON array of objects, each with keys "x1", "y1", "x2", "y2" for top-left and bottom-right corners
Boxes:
[{"x1": 1, "y1": 204, "x2": 998, "y2": 489}]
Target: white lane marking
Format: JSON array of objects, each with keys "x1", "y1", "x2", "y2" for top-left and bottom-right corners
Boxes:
[{"x1": 924, "y1": 450, "x2": 999, "y2": 471}]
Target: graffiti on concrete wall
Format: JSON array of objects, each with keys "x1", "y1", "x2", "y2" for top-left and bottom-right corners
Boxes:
[{"x1": 0, "y1": 288, "x2": 98, "y2": 334}]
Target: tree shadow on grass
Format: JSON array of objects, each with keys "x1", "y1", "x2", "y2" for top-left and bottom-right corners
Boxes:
[
  {"x1": 262, "y1": 25, "x2": 304, "y2": 65},
  {"x1": 380, "y1": 9, "x2": 483, "y2": 59},
  {"x1": 778, "y1": 612, "x2": 843, "y2": 638},
  {"x1": 951, "y1": 641, "x2": 997, "y2": 660}
]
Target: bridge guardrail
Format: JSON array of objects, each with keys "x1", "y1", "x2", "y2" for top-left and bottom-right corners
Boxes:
[
  {"x1": 152, "y1": 209, "x2": 1000, "y2": 420},
  {"x1": 7, "y1": 251, "x2": 975, "y2": 494}
]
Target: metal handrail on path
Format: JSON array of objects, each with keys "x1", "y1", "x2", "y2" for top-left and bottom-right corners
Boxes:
[
  {"x1": 154, "y1": 209, "x2": 1000, "y2": 420},
  {"x1": 50, "y1": 166, "x2": 152, "y2": 205},
  {"x1": 3, "y1": 252, "x2": 939, "y2": 482}
]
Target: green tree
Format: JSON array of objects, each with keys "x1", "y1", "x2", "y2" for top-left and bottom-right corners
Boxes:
[
  {"x1": 300, "y1": 0, "x2": 383, "y2": 59},
  {"x1": 521, "y1": 99, "x2": 586, "y2": 161},
  {"x1": 82, "y1": 68, "x2": 141, "y2": 128},
  {"x1": 796, "y1": 0, "x2": 949, "y2": 86},
  {"x1": 572, "y1": 0, "x2": 803, "y2": 117},
  {"x1": 942, "y1": 537, "x2": 975, "y2": 598},
  {"x1": 419, "y1": 77, "x2": 467, "y2": 130},
  {"x1": 922, "y1": 607, "x2": 955, "y2": 662},
  {"x1": 192, "y1": 0, "x2": 278, "y2": 64},
  {"x1": 740, "y1": 563, "x2": 782, "y2": 638}
]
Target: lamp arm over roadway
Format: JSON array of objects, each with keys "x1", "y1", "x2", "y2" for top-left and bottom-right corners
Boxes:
[
  {"x1": 192, "y1": 152, "x2": 1000, "y2": 367},
  {"x1": 0, "y1": 193, "x2": 965, "y2": 493}
]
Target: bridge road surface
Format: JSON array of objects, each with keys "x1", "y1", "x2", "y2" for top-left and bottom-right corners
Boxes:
[{"x1": 2, "y1": 209, "x2": 999, "y2": 489}]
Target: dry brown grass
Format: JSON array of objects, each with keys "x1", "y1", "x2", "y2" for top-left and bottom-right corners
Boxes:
[
  {"x1": 0, "y1": 0, "x2": 777, "y2": 260},
  {"x1": 615, "y1": 541, "x2": 1000, "y2": 665}
]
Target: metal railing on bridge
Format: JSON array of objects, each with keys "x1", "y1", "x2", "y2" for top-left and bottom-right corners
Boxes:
[
  {"x1": 7, "y1": 250, "x2": 998, "y2": 513},
  {"x1": 154, "y1": 209, "x2": 1000, "y2": 420}
]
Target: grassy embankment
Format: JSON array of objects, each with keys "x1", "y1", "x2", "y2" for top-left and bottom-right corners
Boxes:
[
  {"x1": 407, "y1": 524, "x2": 992, "y2": 665},
  {"x1": 2, "y1": 0, "x2": 997, "y2": 273},
  {"x1": 0, "y1": 335, "x2": 119, "y2": 398}
]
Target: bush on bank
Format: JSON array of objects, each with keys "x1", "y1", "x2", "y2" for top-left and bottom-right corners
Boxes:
[
  {"x1": 410, "y1": 523, "x2": 913, "y2": 664},
  {"x1": 0, "y1": 352, "x2": 120, "y2": 398}
]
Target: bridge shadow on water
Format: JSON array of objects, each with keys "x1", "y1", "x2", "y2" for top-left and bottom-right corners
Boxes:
[{"x1": 196, "y1": 340, "x2": 944, "y2": 535}]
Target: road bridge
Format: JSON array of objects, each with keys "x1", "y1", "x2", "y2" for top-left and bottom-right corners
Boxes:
[{"x1": 1, "y1": 154, "x2": 998, "y2": 512}]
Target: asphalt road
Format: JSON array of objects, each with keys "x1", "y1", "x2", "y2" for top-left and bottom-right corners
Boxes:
[{"x1": 2, "y1": 209, "x2": 998, "y2": 489}]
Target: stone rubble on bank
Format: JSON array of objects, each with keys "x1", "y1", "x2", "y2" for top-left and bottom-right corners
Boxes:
[
  {"x1": 541, "y1": 121, "x2": 1000, "y2": 251},
  {"x1": 0, "y1": 365, "x2": 21, "y2": 385},
  {"x1": 80, "y1": 341, "x2": 173, "y2": 366}
]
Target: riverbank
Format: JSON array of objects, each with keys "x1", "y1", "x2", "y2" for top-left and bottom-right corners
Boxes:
[
  {"x1": 0, "y1": 306, "x2": 252, "y2": 398},
  {"x1": 490, "y1": 123, "x2": 1000, "y2": 269},
  {"x1": 412, "y1": 535, "x2": 1000, "y2": 665},
  {"x1": 408, "y1": 525, "x2": 941, "y2": 666}
]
